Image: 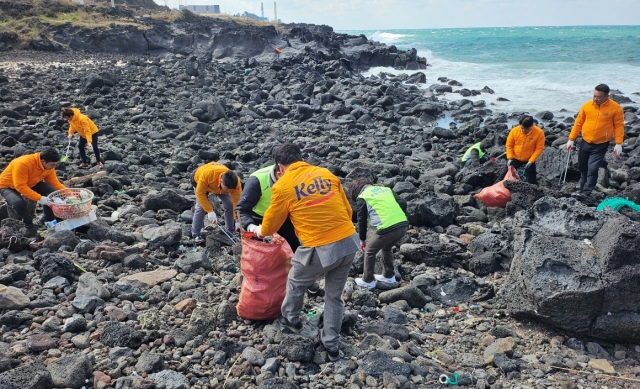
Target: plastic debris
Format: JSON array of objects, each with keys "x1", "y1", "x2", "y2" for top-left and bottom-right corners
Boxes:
[{"x1": 439, "y1": 373, "x2": 459, "y2": 385}]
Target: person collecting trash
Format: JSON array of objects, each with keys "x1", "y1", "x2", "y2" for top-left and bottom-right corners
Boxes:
[
  {"x1": 236, "y1": 161, "x2": 323, "y2": 297},
  {"x1": 495, "y1": 115, "x2": 545, "y2": 185},
  {"x1": 347, "y1": 179, "x2": 408, "y2": 289},
  {"x1": 0, "y1": 147, "x2": 66, "y2": 237},
  {"x1": 250, "y1": 143, "x2": 359, "y2": 361},
  {"x1": 190, "y1": 162, "x2": 242, "y2": 244},
  {"x1": 461, "y1": 138, "x2": 493, "y2": 167},
  {"x1": 566, "y1": 83, "x2": 625, "y2": 199},
  {"x1": 61, "y1": 107, "x2": 103, "y2": 169}
]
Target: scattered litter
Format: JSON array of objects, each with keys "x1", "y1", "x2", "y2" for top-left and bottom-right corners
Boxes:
[
  {"x1": 439, "y1": 372, "x2": 459, "y2": 385},
  {"x1": 73, "y1": 263, "x2": 87, "y2": 273},
  {"x1": 596, "y1": 197, "x2": 640, "y2": 213}
]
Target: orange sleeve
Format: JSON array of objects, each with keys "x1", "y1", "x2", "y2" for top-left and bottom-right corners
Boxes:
[
  {"x1": 506, "y1": 129, "x2": 515, "y2": 160},
  {"x1": 529, "y1": 129, "x2": 545, "y2": 163},
  {"x1": 569, "y1": 106, "x2": 586, "y2": 141},
  {"x1": 195, "y1": 178, "x2": 213, "y2": 214},
  {"x1": 13, "y1": 164, "x2": 42, "y2": 201},
  {"x1": 614, "y1": 105, "x2": 625, "y2": 144},
  {"x1": 261, "y1": 186, "x2": 288, "y2": 236}
]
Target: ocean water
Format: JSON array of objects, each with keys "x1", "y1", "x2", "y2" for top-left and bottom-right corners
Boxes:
[{"x1": 339, "y1": 26, "x2": 640, "y2": 116}]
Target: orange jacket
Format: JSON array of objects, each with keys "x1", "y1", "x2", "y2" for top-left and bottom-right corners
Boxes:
[
  {"x1": 261, "y1": 161, "x2": 355, "y2": 247},
  {"x1": 193, "y1": 162, "x2": 242, "y2": 214},
  {"x1": 0, "y1": 152, "x2": 65, "y2": 201},
  {"x1": 506, "y1": 125, "x2": 545, "y2": 163},
  {"x1": 569, "y1": 98, "x2": 624, "y2": 145},
  {"x1": 68, "y1": 108, "x2": 99, "y2": 143}
]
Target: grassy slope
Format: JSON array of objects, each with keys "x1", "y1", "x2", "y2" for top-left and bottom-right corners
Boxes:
[{"x1": 0, "y1": 0, "x2": 281, "y2": 49}]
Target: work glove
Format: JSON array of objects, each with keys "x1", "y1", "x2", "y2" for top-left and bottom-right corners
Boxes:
[
  {"x1": 524, "y1": 162, "x2": 531, "y2": 169},
  {"x1": 68, "y1": 134, "x2": 73, "y2": 140},
  {"x1": 613, "y1": 144, "x2": 623, "y2": 158},
  {"x1": 207, "y1": 212, "x2": 218, "y2": 224},
  {"x1": 360, "y1": 240, "x2": 366, "y2": 251},
  {"x1": 506, "y1": 159, "x2": 512, "y2": 167},
  {"x1": 247, "y1": 224, "x2": 262, "y2": 237},
  {"x1": 566, "y1": 140, "x2": 574, "y2": 151},
  {"x1": 38, "y1": 197, "x2": 51, "y2": 206},
  {"x1": 86, "y1": 143, "x2": 93, "y2": 151},
  {"x1": 234, "y1": 221, "x2": 239, "y2": 233}
]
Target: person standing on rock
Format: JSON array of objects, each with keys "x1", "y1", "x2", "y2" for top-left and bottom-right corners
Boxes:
[
  {"x1": 566, "y1": 84, "x2": 625, "y2": 199},
  {"x1": 61, "y1": 108, "x2": 103, "y2": 169},
  {"x1": 0, "y1": 147, "x2": 66, "y2": 237},
  {"x1": 251, "y1": 143, "x2": 359, "y2": 361},
  {"x1": 191, "y1": 162, "x2": 242, "y2": 244},
  {"x1": 461, "y1": 138, "x2": 493, "y2": 167},
  {"x1": 237, "y1": 162, "x2": 324, "y2": 297},
  {"x1": 496, "y1": 115, "x2": 545, "y2": 185},
  {"x1": 347, "y1": 179, "x2": 408, "y2": 289}
]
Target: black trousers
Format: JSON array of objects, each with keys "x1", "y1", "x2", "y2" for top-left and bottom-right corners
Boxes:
[
  {"x1": 0, "y1": 182, "x2": 57, "y2": 227},
  {"x1": 252, "y1": 215, "x2": 300, "y2": 253},
  {"x1": 496, "y1": 160, "x2": 538, "y2": 185},
  {"x1": 578, "y1": 141, "x2": 608, "y2": 195},
  {"x1": 78, "y1": 134, "x2": 101, "y2": 164}
]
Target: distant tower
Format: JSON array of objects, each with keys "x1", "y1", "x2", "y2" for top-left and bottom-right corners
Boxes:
[
  {"x1": 273, "y1": 2, "x2": 277, "y2": 23},
  {"x1": 261, "y1": 2, "x2": 264, "y2": 18}
]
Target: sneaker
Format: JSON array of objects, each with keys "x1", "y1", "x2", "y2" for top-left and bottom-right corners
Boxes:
[
  {"x1": 574, "y1": 191, "x2": 590, "y2": 199},
  {"x1": 78, "y1": 163, "x2": 88, "y2": 168},
  {"x1": 193, "y1": 236, "x2": 204, "y2": 244},
  {"x1": 374, "y1": 274, "x2": 396, "y2": 284},
  {"x1": 96, "y1": 162, "x2": 103, "y2": 169},
  {"x1": 307, "y1": 282, "x2": 325, "y2": 297},
  {"x1": 327, "y1": 348, "x2": 344, "y2": 362},
  {"x1": 355, "y1": 278, "x2": 376, "y2": 289},
  {"x1": 277, "y1": 315, "x2": 302, "y2": 333}
]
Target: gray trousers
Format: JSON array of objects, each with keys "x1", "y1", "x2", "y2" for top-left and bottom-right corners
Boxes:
[
  {"x1": 281, "y1": 247, "x2": 355, "y2": 351},
  {"x1": 362, "y1": 226, "x2": 407, "y2": 283},
  {"x1": 191, "y1": 193, "x2": 234, "y2": 237}
]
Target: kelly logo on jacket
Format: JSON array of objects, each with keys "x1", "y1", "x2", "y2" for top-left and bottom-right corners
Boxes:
[{"x1": 294, "y1": 176, "x2": 334, "y2": 205}]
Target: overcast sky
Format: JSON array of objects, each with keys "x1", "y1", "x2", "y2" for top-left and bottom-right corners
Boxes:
[{"x1": 158, "y1": 0, "x2": 640, "y2": 30}]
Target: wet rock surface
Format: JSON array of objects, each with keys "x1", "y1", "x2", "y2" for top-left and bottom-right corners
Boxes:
[{"x1": 0, "y1": 16, "x2": 639, "y2": 389}]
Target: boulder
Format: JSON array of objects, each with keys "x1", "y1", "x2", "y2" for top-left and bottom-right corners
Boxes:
[
  {"x1": 76, "y1": 272, "x2": 110, "y2": 299},
  {"x1": 42, "y1": 230, "x2": 79, "y2": 251},
  {"x1": 405, "y1": 197, "x2": 455, "y2": 228},
  {"x1": 0, "y1": 360, "x2": 52, "y2": 389},
  {"x1": 141, "y1": 224, "x2": 182, "y2": 248},
  {"x1": 33, "y1": 252, "x2": 75, "y2": 283},
  {"x1": 100, "y1": 321, "x2": 145, "y2": 348},
  {"x1": 503, "y1": 197, "x2": 640, "y2": 342},
  {"x1": 0, "y1": 286, "x2": 30, "y2": 309},
  {"x1": 47, "y1": 354, "x2": 92, "y2": 388},
  {"x1": 142, "y1": 189, "x2": 192, "y2": 212}
]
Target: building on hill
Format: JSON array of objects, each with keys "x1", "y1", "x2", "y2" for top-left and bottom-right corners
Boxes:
[{"x1": 179, "y1": 4, "x2": 220, "y2": 14}]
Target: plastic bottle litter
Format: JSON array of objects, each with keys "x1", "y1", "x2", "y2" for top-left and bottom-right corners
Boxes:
[{"x1": 45, "y1": 220, "x2": 58, "y2": 229}]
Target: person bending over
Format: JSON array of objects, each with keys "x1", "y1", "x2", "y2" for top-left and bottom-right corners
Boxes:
[
  {"x1": 191, "y1": 162, "x2": 242, "y2": 243},
  {"x1": 61, "y1": 107, "x2": 103, "y2": 169},
  {"x1": 496, "y1": 115, "x2": 545, "y2": 185},
  {"x1": 348, "y1": 179, "x2": 408, "y2": 289},
  {"x1": 0, "y1": 147, "x2": 66, "y2": 237},
  {"x1": 252, "y1": 143, "x2": 359, "y2": 361}
]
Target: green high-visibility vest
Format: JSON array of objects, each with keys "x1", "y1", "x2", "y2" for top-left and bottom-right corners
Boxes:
[
  {"x1": 461, "y1": 142, "x2": 485, "y2": 162},
  {"x1": 358, "y1": 185, "x2": 407, "y2": 230},
  {"x1": 250, "y1": 165, "x2": 274, "y2": 216}
]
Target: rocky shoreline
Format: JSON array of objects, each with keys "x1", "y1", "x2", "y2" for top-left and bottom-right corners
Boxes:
[{"x1": 0, "y1": 20, "x2": 640, "y2": 389}]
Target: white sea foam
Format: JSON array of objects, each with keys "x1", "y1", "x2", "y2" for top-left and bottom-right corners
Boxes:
[
  {"x1": 364, "y1": 52, "x2": 640, "y2": 117},
  {"x1": 369, "y1": 31, "x2": 409, "y2": 44}
]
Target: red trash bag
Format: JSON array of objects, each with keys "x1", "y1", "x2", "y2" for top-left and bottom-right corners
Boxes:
[
  {"x1": 236, "y1": 232, "x2": 293, "y2": 320},
  {"x1": 474, "y1": 166, "x2": 520, "y2": 208}
]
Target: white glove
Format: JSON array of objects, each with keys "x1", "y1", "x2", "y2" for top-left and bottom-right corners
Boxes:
[
  {"x1": 68, "y1": 134, "x2": 73, "y2": 140},
  {"x1": 247, "y1": 224, "x2": 262, "y2": 237},
  {"x1": 566, "y1": 140, "x2": 574, "y2": 151},
  {"x1": 613, "y1": 144, "x2": 622, "y2": 158},
  {"x1": 38, "y1": 197, "x2": 51, "y2": 206},
  {"x1": 207, "y1": 212, "x2": 218, "y2": 224}
]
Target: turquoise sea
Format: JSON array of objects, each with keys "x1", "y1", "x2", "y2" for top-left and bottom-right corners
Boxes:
[{"x1": 339, "y1": 26, "x2": 640, "y2": 115}]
